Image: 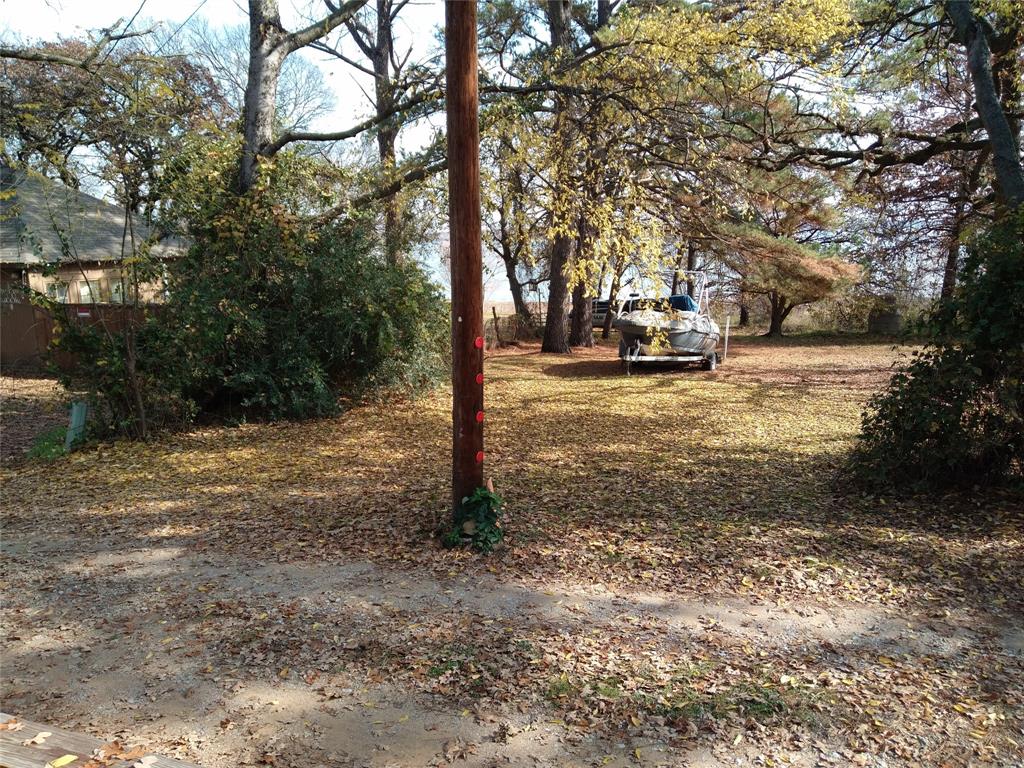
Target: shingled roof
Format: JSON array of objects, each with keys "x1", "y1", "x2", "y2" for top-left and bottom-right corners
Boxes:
[{"x1": 0, "y1": 165, "x2": 185, "y2": 266}]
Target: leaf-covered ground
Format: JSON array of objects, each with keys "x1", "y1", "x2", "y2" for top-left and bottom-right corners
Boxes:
[
  {"x1": 2, "y1": 336, "x2": 1022, "y2": 767},
  {"x1": 0, "y1": 376, "x2": 69, "y2": 463}
]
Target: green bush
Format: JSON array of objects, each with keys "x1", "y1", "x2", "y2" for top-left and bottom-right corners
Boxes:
[
  {"x1": 54, "y1": 143, "x2": 449, "y2": 433},
  {"x1": 848, "y1": 211, "x2": 1024, "y2": 491},
  {"x1": 55, "y1": 311, "x2": 197, "y2": 437},
  {"x1": 445, "y1": 486, "x2": 505, "y2": 553},
  {"x1": 164, "y1": 216, "x2": 448, "y2": 421}
]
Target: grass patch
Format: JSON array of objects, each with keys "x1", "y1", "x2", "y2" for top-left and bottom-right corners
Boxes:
[
  {"x1": 27, "y1": 426, "x2": 66, "y2": 461},
  {"x1": 427, "y1": 642, "x2": 478, "y2": 678},
  {"x1": 654, "y1": 682, "x2": 798, "y2": 724},
  {"x1": 546, "y1": 673, "x2": 579, "y2": 701}
]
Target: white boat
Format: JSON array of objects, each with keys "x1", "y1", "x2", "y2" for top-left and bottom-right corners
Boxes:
[
  {"x1": 613, "y1": 271, "x2": 722, "y2": 370},
  {"x1": 615, "y1": 308, "x2": 720, "y2": 355}
]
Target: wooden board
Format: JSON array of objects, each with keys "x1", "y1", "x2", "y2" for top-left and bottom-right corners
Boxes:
[{"x1": 0, "y1": 713, "x2": 199, "y2": 768}]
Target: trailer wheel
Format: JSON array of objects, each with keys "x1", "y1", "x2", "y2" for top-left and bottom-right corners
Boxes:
[{"x1": 703, "y1": 352, "x2": 718, "y2": 371}]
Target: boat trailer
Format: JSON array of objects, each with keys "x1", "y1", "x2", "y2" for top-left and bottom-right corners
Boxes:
[{"x1": 620, "y1": 344, "x2": 718, "y2": 375}]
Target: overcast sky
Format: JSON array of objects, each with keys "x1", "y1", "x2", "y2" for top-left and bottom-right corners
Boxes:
[{"x1": 2, "y1": 0, "x2": 519, "y2": 302}]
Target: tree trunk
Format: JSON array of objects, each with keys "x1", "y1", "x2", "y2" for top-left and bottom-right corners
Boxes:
[
  {"x1": 541, "y1": 235, "x2": 574, "y2": 352},
  {"x1": 569, "y1": 280, "x2": 593, "y2": 347},
  {"x1": 503, "y1": 249, "x2": 532, "y2": 322},
  {"x1": 241, "y1": 2, "x2": 287, "y2": 192},
  {"x1": 541, "y1": 0, "x2": 574, "y2": 353},
  {"x1": 124, "y1": 326, "x2": 148, "y2": 440},
  {"x1": 945, "y1": 1, "x2": 1024, "y2": 208},
  {"x1": 595, "y1": 261, "x2": 607, "y2": 301},
  {"x1": 765, "y1": 294, "x2": 793, "y2": 337},
  {"x1": 378, "y1": 126, "x2": 402, "y2": 263},
  {"x1": 373, "y1": 0, "x2": 403, "y2": 264},
  {"x1": 601, "y1": 262, "x2": 622, "y2": 339},
  {"x1": 239, "y1": 0, "x2": 366, "y2": 193},
  {"x1": 941, "y1": 198, "x2": 966, "y2": 300},
  {"x1": 739, "y1": 303, "x2": 750, "y2": 327},
  {"x1": 670, "y1": 250, "x2": 684, "y2": 294},
  {"x1": 569, "y1": 216, "x2": 595, "y2": 347},
  {"x1": 495, "y1": 183, "x2": 532, "y2": 323}
]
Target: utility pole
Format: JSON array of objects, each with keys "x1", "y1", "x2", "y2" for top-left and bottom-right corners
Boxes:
[{"x1": 446, "y1": 0, "x2": 484, "y2": 510}]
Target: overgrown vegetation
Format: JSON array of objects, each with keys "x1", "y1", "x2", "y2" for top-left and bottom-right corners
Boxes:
[
  {"x1": 444, "y1": 485, "x2": 505, "y2": 553},
  {"x1": 850, "y1": 212, "x2": 1024, "y2": 491},
  {"x1": 56, "y1": 144, "x2": 449, "y2": 434}
]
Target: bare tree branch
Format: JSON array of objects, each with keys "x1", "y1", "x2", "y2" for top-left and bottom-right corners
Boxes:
[
  {"x1": 264, "y1": 89, "x2": 441, "y2": 155},
  {"x1": 285, "y1": 0, "x2": 370, "y2": 53},
  {"x1": 0, "y1": 26, "x2": 153, "y2": 69}
]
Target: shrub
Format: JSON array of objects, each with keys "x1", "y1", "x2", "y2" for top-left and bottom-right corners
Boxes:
[
  {"x1": 53, "y1": 143, "x2": 449, "y2": 433},
  {"x1": 848, "y1": 211, "x2": 1024, "y2": 491},
  {"x1": 164, "y1": 212, "x2": 448, "y2": 421},
  {"x1": 445, "y1": 486, "x2": 505, "y2": 553},
  {"x1": 55, "y1": 310, "x2": 197, "y2": 437}
]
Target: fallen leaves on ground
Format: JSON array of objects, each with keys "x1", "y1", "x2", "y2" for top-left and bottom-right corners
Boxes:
[{"x1": 1, "y1": 336, "x2": 1021, "y2": 767}]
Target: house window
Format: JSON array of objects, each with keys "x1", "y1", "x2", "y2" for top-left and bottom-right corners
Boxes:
[
  {"x1": 46, "y1": 282, "x2": 69, "y2": 303},
  {"x1": 111, "y1": 280, "x2": 126, "y2": 304},
  {"x1": 78, "y1": 280, "x2": 101, "y2": 303}
]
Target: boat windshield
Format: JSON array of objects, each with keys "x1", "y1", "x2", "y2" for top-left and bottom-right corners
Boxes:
[{"x1": 669, "y1": 295, "x2": 698, "y2": 312}]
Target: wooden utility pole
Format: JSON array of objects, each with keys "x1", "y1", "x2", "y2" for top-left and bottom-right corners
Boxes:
[{"x1": 446, "y1": 0, "x2": 484, "y2": 510}]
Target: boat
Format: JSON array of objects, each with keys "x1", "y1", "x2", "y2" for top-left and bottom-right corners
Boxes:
[{"x1": 613, "y1": 272, "x2": 722, "y2": 370}]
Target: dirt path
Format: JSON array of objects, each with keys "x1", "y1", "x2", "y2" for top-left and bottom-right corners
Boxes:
[{"x1": 2, "y1": 533, "x2": 1020, "y2": 767}]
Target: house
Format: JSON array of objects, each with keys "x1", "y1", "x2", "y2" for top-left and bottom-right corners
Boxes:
[{"x1": 0, "y1": 164, "x2": 184, "y2": 304}]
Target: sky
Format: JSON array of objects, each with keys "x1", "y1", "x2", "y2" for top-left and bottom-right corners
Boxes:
[{"x1": 1, "y1": 0, "x2": 519, "y2": 302}]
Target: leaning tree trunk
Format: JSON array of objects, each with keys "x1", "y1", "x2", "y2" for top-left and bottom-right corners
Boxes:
[
  {"x1": 945, "y1": 1, "x2": 1024, "y2": 208},
  {"x1": 502, "y1": 247, "x2": 532, "y2": 323}
]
